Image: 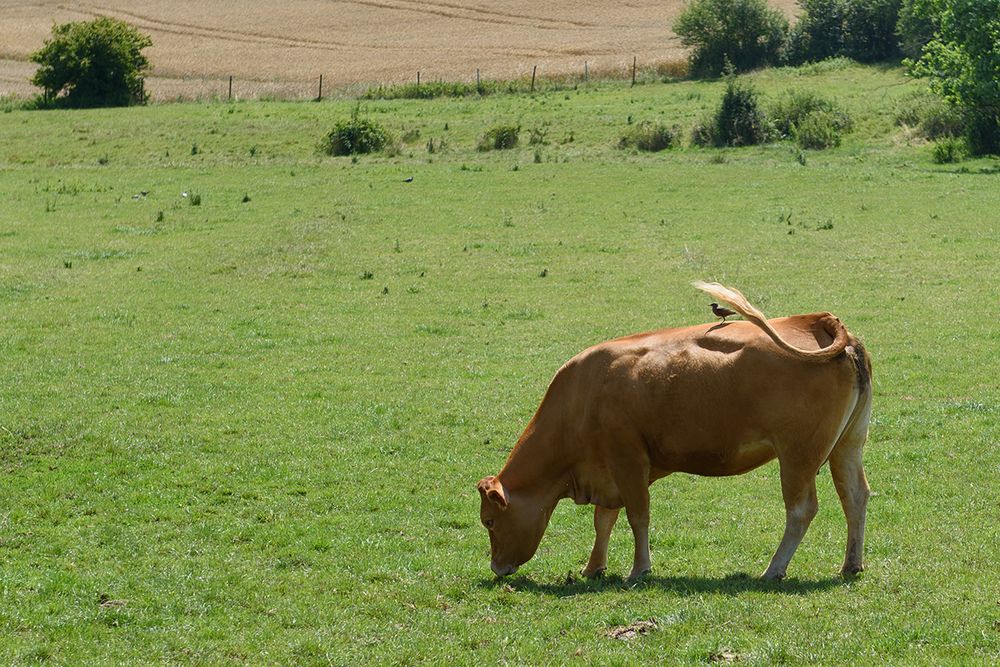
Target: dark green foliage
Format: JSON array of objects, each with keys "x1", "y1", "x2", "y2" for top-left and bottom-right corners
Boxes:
[
  {"x1": 790, "y1": 0, "x2": 902, "y2": 64},
  {"x1": 844, "y1": 0, "x2": 903, "y2": 62},
  {"x1": 673, "y1": 0, "x2": 789, "y2": 76},
  {"x1": 322, "y1": 116, "x2": 392, "y2": 155},
  {"x1": 477, "y1": 124, "x2": 520, "y2": 151},
  {"x1": 897, "y1": 0, "x2": 937, "y2": 58},
  {"x1": 713, "y1": 77, "x2": 770, "y2": 146},
  {"x1": 789, "y1": 0, "x2": 847, "y2": 62},
  {"x1": 30, "y1": 16, "x2": 151, "y2": 108},
  {"x1": 910, "y1": 0, "x2": 1000, "y2": 155},
  {"x1": 618, "y1": 121, "x2": 676, "y2": 151}
]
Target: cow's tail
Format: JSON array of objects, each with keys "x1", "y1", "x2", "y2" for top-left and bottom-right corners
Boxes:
[{"x1": 692, "y1": 281, "x2": 850, "y2": 363}]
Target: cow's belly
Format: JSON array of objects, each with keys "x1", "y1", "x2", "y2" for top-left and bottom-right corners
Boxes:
[{"x1": 651, "y1": 438, "x2": 777, "y2": 477}]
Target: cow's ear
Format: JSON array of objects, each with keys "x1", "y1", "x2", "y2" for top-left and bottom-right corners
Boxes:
[{"x1": 477, "y1": 476, "x2": 508, "y2": 510}]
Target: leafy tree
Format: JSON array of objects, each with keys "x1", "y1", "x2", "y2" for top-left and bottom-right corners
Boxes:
[
  {"x1": 673, "y1": 0, "x2": 789, "y2": 76},
  {"x1": 843, "y1": 0, "x2": 902, "y2": 62},
  {"x1": 789, "y1": 0, "x2": 902, "y2": 64},
  {"x1": 897, "y1": 0, "x2": 938, "y2": 58},
  {"x1": 789, "y1": 0, "x2": 848, "y2": 62},
  {"x1": 31, "y1": 16, "x2": 151, "y2": 108},
  {"x1": 909, "y1": 0, "x2": 1000, "y2": 154}
]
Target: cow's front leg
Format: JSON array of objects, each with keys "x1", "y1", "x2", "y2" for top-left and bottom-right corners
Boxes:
[{"x1": 582, "y1": 506, "x2": 620, "y2": 578}]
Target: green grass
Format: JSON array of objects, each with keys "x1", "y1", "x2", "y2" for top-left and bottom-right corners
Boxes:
[{"x1": 1, "y1": 63, "x2": 998, "y2": 665}]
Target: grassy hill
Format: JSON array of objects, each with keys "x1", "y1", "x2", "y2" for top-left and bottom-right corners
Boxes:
[{"x1": 1, "y1": 63, "x2": 998, "y2": 664}]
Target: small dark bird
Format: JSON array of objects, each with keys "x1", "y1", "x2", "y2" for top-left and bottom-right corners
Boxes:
[
  {"x1": 403, "y1": 176, "x2": 414, "y2": 183},
  {"x1": 711, "y1": 302, "x2": 737, "y2": 322}
]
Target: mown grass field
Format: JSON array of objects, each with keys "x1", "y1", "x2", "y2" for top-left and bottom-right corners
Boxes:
[{"x1": 1, "y1": 63, "x2": 998, "y2": 664}]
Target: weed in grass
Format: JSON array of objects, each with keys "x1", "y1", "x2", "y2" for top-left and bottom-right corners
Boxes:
[
  {"x1": 191, "y1": 143, "x2": 199, "y2": 155},
  {"x1": 360, "y1": 270, "x2": 374, "y2": 279},
  {"x1": 249, "y1": 145, "x2": 258, "y2": 157},
  {"x1": 534, "y1": 148, "x2": 542, "y2": 163},
  {"x1": 190, "y1": 193, "x2": 202, "y2": 206},
  {"x1": 98, "y1": 154, "x2": 109, "y2": 165},
  {"x1": 477, "y1": 124, "x2": 520, "y2": 151},
  {"x1": 155, "y1": 210, "x2": 164, "y2": 222}
]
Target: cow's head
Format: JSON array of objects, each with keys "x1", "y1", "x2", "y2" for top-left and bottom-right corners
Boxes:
[{"x1": 476, "y1": 475, "x2": 551, "y2": 576}]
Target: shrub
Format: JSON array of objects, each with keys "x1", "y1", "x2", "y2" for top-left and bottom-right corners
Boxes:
[
  {"x1": 714, "y1": 77, "x2": 770, "y2": 146},
  {"x1": 673, "y1": 0, "x2": 789, "y2": 76},
  {"x1": 30, "y1": 17, "x2": 151, "y2": 108},
  {"x1": 477, "y1": 124, "x2": 520, "y2": 151},
  {"x1": 619, "y1": 121, "x2": 677, "y2": 152},
  {"x1": 770, "y1": 90, "x2": 853, "y2": 138},
  {"x1": 691, "y1": 115, "x2": 719, "y2": 147},
  {"x1": 795, "y1": 111, "x2": 845, "y2": 148},
  {"x1": 322, "y1": 116, "x2": 392, "y2": 156},
  {"x1": 932, "y1": 135, "x2": 967, "y2": 163}
]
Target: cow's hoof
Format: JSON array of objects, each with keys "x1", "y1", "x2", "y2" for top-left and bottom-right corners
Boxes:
[
  {"x1": 840, "y1": 563, "x2": 864, "y2": 577},
  {"x1": 760, "y1": 569, "x2": 786, "y2": 581},
  {"x1": 626, "y1": 567, "x2": 651, "y2": 581},
  {"x1": 582, "y1": 566, "x2": 606, "y2": 579}
]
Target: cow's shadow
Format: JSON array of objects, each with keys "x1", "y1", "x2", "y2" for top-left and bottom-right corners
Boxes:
[{"x1": 477, "y1": 571, "x2": 850, "y2": 596}]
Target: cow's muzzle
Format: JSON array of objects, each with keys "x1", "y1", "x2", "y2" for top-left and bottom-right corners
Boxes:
[{"x1": 491, "y1": 561, "x2": 518, "y2": 577}]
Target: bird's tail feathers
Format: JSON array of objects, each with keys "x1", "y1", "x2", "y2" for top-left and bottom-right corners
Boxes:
[{"x1": 692, "y1": 281, "x2": 849, "y2": 362}]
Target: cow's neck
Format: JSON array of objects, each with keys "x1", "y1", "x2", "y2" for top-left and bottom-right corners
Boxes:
[{"x1": 497, "y1": 416, "x2": 573, "y2": 503}]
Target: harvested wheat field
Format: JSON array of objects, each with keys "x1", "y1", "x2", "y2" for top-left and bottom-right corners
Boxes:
[{"x1": 0, "y1": 0, "x2": 799, "y2": 100}]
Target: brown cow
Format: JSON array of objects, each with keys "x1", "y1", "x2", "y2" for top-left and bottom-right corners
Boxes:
[{"x1": 477, "y1": 282, "x2": 872, "y2": 580}]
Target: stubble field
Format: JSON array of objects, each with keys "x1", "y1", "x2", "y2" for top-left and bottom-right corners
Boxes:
[{"x1": 1, "y1": 0, "x2": 800, "y2": 100}]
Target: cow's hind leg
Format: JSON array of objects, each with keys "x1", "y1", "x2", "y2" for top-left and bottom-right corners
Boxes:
[
  {"x1": 829, "y1": 433, "x2": 870, "y2": 576},
  {"x1": 762, "y1": 462, "x2": 820, "y2": 580},
  {"x1": 582, "y1": 506, "x2": 620, "y2": 578}
]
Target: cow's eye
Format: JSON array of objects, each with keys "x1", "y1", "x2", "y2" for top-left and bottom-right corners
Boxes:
[{"x1": 483, "y1": 519, "x2": 494, "y2": 530}]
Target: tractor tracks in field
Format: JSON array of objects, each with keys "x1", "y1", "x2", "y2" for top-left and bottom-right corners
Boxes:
[{"x1": 61, "y1": 1, "x2": 616, "y2": 60}]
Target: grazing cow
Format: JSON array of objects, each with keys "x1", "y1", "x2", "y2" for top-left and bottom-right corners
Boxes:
[{"x1": 477, "y1": 282, "x2": 872, "y2": 580}]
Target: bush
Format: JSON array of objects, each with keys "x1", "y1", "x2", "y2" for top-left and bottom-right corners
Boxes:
[
  {"x1": 322, "y1": 116, "x2": 392, "y2": 156},
  {"x1": 619, "y1": 121, "x2": 676, "y2": 152},
  {"x1": 714, "y1": 77, "x2": 770, "y2": 146},
  {"x1": 770, "y1": 90, "x2": 853, "y2": 138},
  {"x1": 795, "y1": 111, "x2": 845, "y2": 148},
  {"x1": 477, "y1": 124, "x2": 520, "y2": 151},
  {"x1": 30, "y1": 16, "x2": 151, "y2": 108},
  {"x1": 932, "y1": 135, "x2": 967, "y2": 163},
  {"x1": 673, "y1": 0, "x2": 789, "y2": 76}
]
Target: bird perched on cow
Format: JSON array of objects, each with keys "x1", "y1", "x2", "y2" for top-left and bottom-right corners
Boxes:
[{"x1": 710, "y1": 302, "x2": 737, "y2": 322}]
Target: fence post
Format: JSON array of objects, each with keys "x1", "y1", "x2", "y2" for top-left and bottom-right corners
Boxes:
[
  {"x1": 584, "y1": 61, "x2": 589, "y2": 82},
  {"x1": 228, "y1": 75, "x2": 233, "y2": 100},
  {"x1": 417, "y1": 71, "x2": 421, "y2": 87},
  {"x1": 631, "y1": 56, "x2": 637, "y2": 87},
  {"x1": 531, "y1": 65, "x2": 537, "y2": 93},
  {"x1": 476, "y1": 68, "x2": 481, "y2": 93},
  {"x1": 317, "y1": 74, "x2": 323, "y2": 101}
]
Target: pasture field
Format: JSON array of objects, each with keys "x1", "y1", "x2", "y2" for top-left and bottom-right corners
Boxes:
[
  {"x1": 0, "y1": 0, "x2": 799, "y2": 100},
  {"x1": 1, "y1": 63, "x2": 999, "y2": 664}
]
